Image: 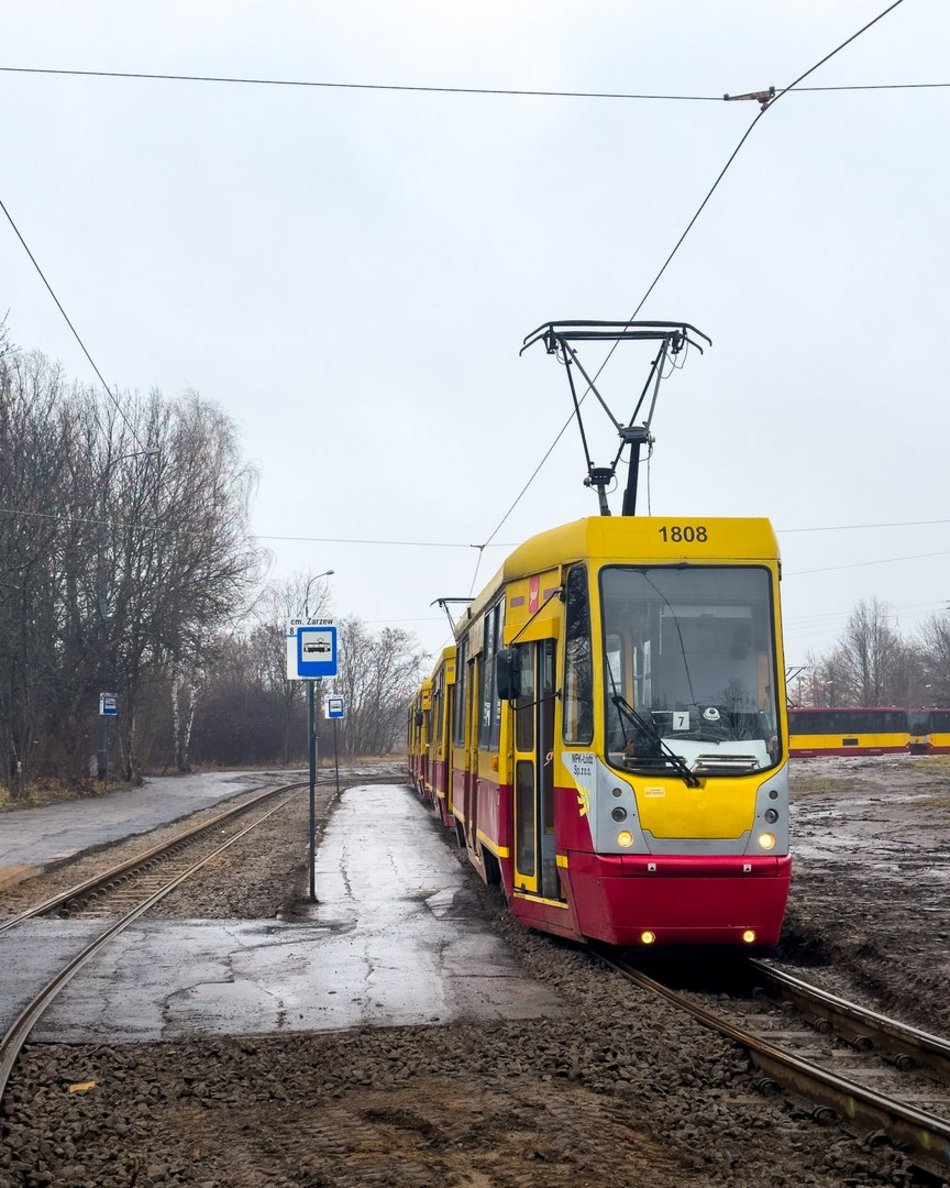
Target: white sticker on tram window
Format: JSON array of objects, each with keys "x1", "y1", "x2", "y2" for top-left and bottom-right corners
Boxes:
[
  {"x1": 672, "y1": 711, "x2": 690, "y2": 731},
  {"x1": 644, "y1": 786, "x2": 665, "y2": 798}
]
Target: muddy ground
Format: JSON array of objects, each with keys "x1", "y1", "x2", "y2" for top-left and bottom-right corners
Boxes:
[{"x1": 1, "y1": 755, "x2": 948, "y2": 1187}]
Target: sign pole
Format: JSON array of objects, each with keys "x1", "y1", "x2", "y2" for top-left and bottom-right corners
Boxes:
[
  {"x1": 97, "y1": 716, "x2": 109, "y2": 784},
  {"x1": 308, "y1": 678, "x2": 318, "y2": 902},
  {"x1": 286, "y1": 618, "x2": 337, "y2": 906},
  {"x1": 98, "y1": 692, "x2": 118, "y2": 784},
  {"x1": 333, "y1": 717, "x2": 340, "y2": 796}
]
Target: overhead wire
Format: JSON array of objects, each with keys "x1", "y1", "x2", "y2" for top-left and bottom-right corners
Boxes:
[
  {"x1": 470, "y1": 0, "x2": 909, "y2": 582},
  {"x1": 0, "y1": 66, "x2": 718, "y2": 101},
  {"x1": 0, "y1": 194, "x2": 145, "y2": 450},
  {"x1": 0, "y1": 1, "x2": 922, "y2": 596},
  {"x1": 257, "y1": 532, "x2": 514, "y2": 549},
  {"x1": 1, "y1": 64, "x2": 945, "y2": 100},
  {"x1": 3, "y1": 503, "x2": 948, "y2": 552},
  {"x1": 786, "y1": 547, "x2": 950, "y2": 578},
  {"x1": 780, "y1": 517, "x2": 950, "y2": 533}
]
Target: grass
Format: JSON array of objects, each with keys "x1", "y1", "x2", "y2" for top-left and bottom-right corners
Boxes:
[
  {"x1": 788, "y1": 775, "x2": 847, "y2": 793},
  {"x1": 0, "y1": 755, "x2": 406, "y2": 811},
  {"x1": 0, "y1": 778, "x2": 120, "y2": 812},
  {"x1": 908, "y1": 755, "x2": 950, "y2": 771}
]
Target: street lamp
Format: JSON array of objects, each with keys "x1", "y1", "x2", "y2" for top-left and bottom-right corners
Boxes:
[
  {"x1": 302, "y1": 568, "x2": 334, "y2": 903},
  {"x1": 304, "y1": 569, "x2": 334, "y2": 618}
]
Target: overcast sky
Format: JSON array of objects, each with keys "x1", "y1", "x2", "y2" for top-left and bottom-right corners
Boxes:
[{"x1": 2, "y1": 0, "x2": 947, "y2": 673}]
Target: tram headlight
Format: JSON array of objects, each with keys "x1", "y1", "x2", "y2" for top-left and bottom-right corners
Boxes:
[
  {"x1": 764, "y1": 808, "x2": 779, "y2": 824},
  {"x1": 617, "y1": 830, "x2": 634, "y2": 848},
  {"x1": 742, "y1": 930, "x2": 757, "y2": 944},
  {"x1": 757, "y1": 832, "x2": 776, "y2": 850},
  {"x1": 640, "y1": 930, "x2": 656, "y2": 945}
]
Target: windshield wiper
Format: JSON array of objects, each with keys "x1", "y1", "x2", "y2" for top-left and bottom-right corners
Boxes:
[{"x1": 610, "y1": 695, "x2": 700, "y2": 787}]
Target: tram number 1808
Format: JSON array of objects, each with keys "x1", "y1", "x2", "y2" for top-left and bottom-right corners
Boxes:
[{"x1": 658, "y1": 525, "x2": 708, "y2": 543}]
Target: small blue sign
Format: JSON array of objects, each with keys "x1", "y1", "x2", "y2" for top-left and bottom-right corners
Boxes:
[
  {"x1": 297, "y1": 625, "x2": 338, "y2": 678},
  {"x1": 326, "y1": 695, "x2": 345, "y2": 719},
  {"x1": 99, "y1": 693, "x2": 118, "y2": 717}
]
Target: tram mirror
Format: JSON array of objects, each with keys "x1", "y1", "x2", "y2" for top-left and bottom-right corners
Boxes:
[{"x1": 495, "y1": 647, "x2": 521, "y2": 701}]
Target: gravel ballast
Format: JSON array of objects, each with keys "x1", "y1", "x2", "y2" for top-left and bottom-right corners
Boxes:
[{"x1": 1, "y1": 755, "x2": 948, "y2": 1187}]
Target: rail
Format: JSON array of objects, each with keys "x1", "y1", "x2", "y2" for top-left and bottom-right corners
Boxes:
[
  {"x1": 597, "y1": 950, "x2": 950, "y2": 1179},
  {"x1": 0, "y1": 782, "x2": 305, "y2": 1103}
]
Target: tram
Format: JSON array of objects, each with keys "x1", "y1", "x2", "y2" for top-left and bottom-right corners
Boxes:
[
  {"x1": 787, "y1": 707, "x2": 911, "y2": 756},
  {"x1": 409, "y1": 321, "x2": 791, "y2": 948},
  {"x1": 787, "y1": 706, "x2": 950, "y2": 756}
]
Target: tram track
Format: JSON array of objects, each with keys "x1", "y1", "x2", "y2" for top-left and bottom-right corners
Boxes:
[
  {"x1": 598, "y1": 950, "x2": 950, "y2": 1179},
  {"x1": 0, "y1": 780, "x2": 306, "y2": 1103},
  {"x1": 0, "y1": 780, "x2": 306, "y2": 931}
]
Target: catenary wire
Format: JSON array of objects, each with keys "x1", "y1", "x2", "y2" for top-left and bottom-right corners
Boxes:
[
  {"x1": 1, "y1": 64, "x2": 945, "y2": 100},
  {"x1": 0, "y1": 3, "x2": 917, "y2": 557},
  {"x1": 257, "y1": 533, "x2": 514, "y2": 549},
  {"x1": 0, "y1": 506, "x2": 519, "y2": 548},
  {"x1": 786, "y1": 548, "x2": 950, "y2": 577},
  {"x1": 0, "y1": 194, "x2": 145, "y2": 450},
  {"x1": 0, "y1": 66, "x2": 716, "y2": 101},
  {"x1": 2, "y1": 504, "x2": 948, "y2": 548},
  {"x1": 471, "y1": 0, "x2": 909, "y2": 572}
]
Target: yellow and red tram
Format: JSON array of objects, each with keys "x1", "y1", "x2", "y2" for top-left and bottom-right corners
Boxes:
[
  {"x1": 786, "y1": 706, "x2": 950, "y2": 756},
  {"x1": 909, "y1": 707, "x2": 950, "y2": 754},
  {"x1": 410, "y1": 515, "x2": 791, "y2": 948},
  {"x1": 407, "y1": 679, "x2": 431, "y2": 791},
  {"x1": 412, "y1": 648, "x2": 457, "y2": 826},
  {"x1": 787, "y1": 707, "x2": 910, "y2": 756}
]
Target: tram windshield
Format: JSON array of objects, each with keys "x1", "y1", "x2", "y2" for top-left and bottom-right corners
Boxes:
[{"x1": 600, "y1": 566, "x2": 780, "y2": 778}]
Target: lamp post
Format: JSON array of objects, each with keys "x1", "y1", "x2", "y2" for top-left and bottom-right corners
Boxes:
[{"x1": 304, "y1": 570, "x2": 334, "y2": 903}]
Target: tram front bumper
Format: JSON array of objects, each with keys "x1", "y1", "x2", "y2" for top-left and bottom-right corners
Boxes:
[{"x1": 565, "y1": 852, "x2": 792, "y2": 947}]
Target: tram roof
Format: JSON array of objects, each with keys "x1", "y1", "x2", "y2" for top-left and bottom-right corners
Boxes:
[{"x1": 466, "y1": 516, "x2": 779, "y2": 624}]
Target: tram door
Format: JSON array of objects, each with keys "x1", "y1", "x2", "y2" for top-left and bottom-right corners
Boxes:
[
  {"x1": 512, "y1": 639, "x2": 560, "y2": 900},
  {"x1": 465, "y1": 655, "x2": 481, "y2": 845}
]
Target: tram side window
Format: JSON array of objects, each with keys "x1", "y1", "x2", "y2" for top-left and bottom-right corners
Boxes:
[
  {"x1": 563, "y1": 566, "x2": 594, "y2": 745},
  {"x1": 479, "y1": 603, "x2": 504, "y2": 750},
  {"x1": 490, "y1": 603, "x2": 503, "y2": 749},
  {"x1": 432, "y1": 680, "x2": 442, "y2": 747},
  {"x1": 453, "y1": 641, "x2": 467, "y2": 746}
]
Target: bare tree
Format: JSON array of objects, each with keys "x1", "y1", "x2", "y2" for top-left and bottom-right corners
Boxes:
[
  {"x1": 0, "y1": 342, "x2": 266, "y2": 796},
  {"x1": 806, "y1": 598, "x2": 909, "y2": 707},
  {"x1": 254, "y1": 572, "x2": 334, "y2": 764},
  {"x1": 917, "y1": 612, "x2": 950, "y2": 704},
  {"x1": 334, "y1": 618, "x2": 426, "y2": 756}
]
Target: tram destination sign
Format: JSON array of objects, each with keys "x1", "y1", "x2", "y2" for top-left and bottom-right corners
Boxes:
[{"x1": 286, "y1": 619, "x2": 338, "y2": 680}]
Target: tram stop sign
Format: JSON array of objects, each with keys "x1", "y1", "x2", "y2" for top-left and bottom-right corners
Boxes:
[
  {"x1": 99, "y1": 693, "x2": 118, "y2": 717},
  {"x1": 325, "y1": 695, "x2": 345, "y2": 720},
  {"x1": 286, "y1": 619, "x2": 338, "y2": 679}
]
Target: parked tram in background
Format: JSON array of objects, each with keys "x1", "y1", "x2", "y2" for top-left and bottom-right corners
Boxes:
[
  {"x1": 908, "y1": 707, "x2": 950, "y2": 754},
  {"x1": 788, "y1": 706, "x2": 950, "y2": 756},
  {"x1": 787, "y1": 707, "x2": 910, "y2": 756},
  {"x1": 409, "y1": 514, "x2": 791, "y2": 948}
]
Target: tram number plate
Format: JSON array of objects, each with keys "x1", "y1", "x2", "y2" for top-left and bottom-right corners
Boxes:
[{"x1": 658, "y1": 525, "x2": 708, "y2": 543}]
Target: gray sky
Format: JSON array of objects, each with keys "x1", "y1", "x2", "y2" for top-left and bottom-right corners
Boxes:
[{"x1": 2, "y1": 1, "x2": 947, "y2": 671}]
